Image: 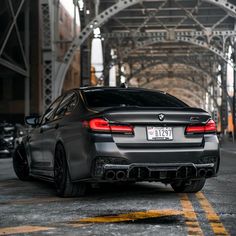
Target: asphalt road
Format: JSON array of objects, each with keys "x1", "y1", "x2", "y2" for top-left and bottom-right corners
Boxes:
[{"x1": 0, "y1": 143, "x2": 236, "y2": 236}]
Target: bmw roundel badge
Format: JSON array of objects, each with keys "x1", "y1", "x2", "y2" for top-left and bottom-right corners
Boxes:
[{"x1": 158, "y1": 113, "x2": 165, "y2": 121}]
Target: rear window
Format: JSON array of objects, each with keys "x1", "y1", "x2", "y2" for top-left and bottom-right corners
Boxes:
[{"x1": 82, "y1": 89, "x2": 188, "y2": 108}]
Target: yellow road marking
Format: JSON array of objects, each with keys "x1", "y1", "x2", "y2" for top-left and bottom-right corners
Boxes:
[
  {"x1": 71, "y1": 209, "x2": 182, "y2": 224},
  {"x1": 196, "y1": 192, "x2": 230, "y2": 236},
  {"x1": 180, "y1": 193, "x2": 203, "y2": 236},
  {"x1": 0, "y1": 226, "x2": 54, "y2": 235}
]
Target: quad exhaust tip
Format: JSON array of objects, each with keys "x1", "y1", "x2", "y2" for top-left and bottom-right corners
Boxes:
[
  {"x1": 116, "y1": 171, "x2": 126, "y2": 180},
  {"x1": 105, "y1": 170, "x2": 116, "y2": 180},
  {"x1": 198, "y1": 169, "x2": 207, "y2": 178},
  {"x1": 104, "y1": 170, "x2": 127, "y2": 181},
  {"x1": 198, "y1": 168, "x2": 215, "y2": 178}
]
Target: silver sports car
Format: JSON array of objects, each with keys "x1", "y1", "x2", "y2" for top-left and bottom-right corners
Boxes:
[{"x1": 13, "y1": 87, "x2": 220, "y2": 197}]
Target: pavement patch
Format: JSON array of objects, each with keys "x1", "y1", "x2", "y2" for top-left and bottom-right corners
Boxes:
[{"x1": 0, "y1": 225, "x2": 54, "y2": 235}]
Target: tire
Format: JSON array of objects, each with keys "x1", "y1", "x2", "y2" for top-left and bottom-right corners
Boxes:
[
  {"x1": 54, "y1": 143, "x2": 86, "y2": 197},
  {"x1": 13, "y1": 144, "x2": 30, "y2": 181},
  {"x1": 171, "y1": 178, "x2": 206, "y2": 193}
]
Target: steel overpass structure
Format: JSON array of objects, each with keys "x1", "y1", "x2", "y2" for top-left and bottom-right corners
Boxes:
[{"x1": 1, "y1": 0, "x2": 236, "y2": 133}]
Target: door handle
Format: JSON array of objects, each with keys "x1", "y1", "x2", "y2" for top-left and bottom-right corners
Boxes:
[{"x1": 54, "y1": 123, "x2": 59, "y2": 129}]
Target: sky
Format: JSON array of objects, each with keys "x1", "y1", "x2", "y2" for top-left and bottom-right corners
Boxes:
[
  {"x1": 60, "y1": 0, "x2": 80, "y2": 24},
  {"x1": 60, "y1": 0, "x2": 103, "y2": 79}
]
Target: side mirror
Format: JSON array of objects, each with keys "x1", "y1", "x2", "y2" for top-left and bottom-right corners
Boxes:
[{"x1": 25, "y1": 116, "x2": 40, "y2": 127}]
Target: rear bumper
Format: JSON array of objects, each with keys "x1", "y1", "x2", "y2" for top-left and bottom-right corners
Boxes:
[
  {"x1": 69, "y1": 134, "x2": 220, "y2": 181},
  {"x1": 93, "y1": 162, "x2": 216, "y2": 183},
  {"x1": 93, "y1": 134, "x2": 218, "y2": 161}
]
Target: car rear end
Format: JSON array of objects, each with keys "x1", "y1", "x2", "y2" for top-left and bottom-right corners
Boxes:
[{"x1": 81, "y1": 88, "x2": 220, "y2": 184}]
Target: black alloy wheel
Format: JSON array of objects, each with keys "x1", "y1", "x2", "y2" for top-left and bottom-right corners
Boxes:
[
  {"x1": 54, "y1": 143, "x2": 86, "y2": 197},
  {"x1": 13, "y1": 145, "x2": 30, "y2": 181}
]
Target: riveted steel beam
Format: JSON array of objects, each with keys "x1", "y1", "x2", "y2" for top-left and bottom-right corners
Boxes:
[
  {"x1": 103, "y1": 30, "x2": 236, "y2": 39},
  {"x1": 127, "y1": 60, "x2": 212, "y2": 81},
  {"x1": 142, "y1": 77, "x2": 205, "y2": 107},
  {"x1": 0, "y1": 58, "x2": 28, "y2": 77},
  {"x1": 136, "y1": 71, "x2": 207, "y2": 83},
  {"x1": 104, "y1": 29, "x2": 236, "y2": 62},
  {"x1": 175, "y1": 37, "x2": 233, "y2": 67},
  {"x1": 124, "y1": 54, "x2": 215, "y2": 79},
  {"x1": 117, "y1": 34, "x2": 236, "y2": 71},
  {"x1": 55, "y1": 0, "x2": 141, "y2": 96},
  {"x1": 127, "y1": 59, "x2": 230, "y2": 110},
  {"x1": 220, "y1": 62, "x2": 228, "y2": 130},
  {"x1": 139, "y1": 75, "x2": 219, "y2": 109},
  {"x1": 40, "y1": 0, "x2": 56, "y2": 111},
  {"x1": 127, "y1": 71, "x2": 222, "y2": 111},
  {"x1": 202, "y1": 0, "x2": 236, "y2": 18}
]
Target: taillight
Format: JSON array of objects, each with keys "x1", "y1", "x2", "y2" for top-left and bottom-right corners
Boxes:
[
  {"x1": 185, "y1": 119, "x2": 216, "y2": 134},
  {"x1": 89, "y1": 118, "x2": 110, "y2": 132},
  {"x1": 85, "y1": 118, "x2": 133, "y2": 134}
]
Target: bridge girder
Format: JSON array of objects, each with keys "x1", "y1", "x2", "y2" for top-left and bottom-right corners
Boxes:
[
  {"x1": 126, "y1": 59, "x2": 214, "y2": 80},
  {"x1": 143, "y1": 77, "x2": 205, "y2": 108},
  {"x1": 40, "y1": 0, "x2": 236, "y2": 115},
  {"x1": 105, "y1": 30, "x2": 236, "y2": 70},
  {"x1": 138, "y1": 76, "x2": 219, "y2": 110},
  {"x1": 56, "y1": 0, "x2": 236, "y2": 95},
  {"x1": 202, "y1": 0, "x2": 236, "y2": 18},
  {"x1": 55, "y1": 0, "x2": 142, "y2": 97}
]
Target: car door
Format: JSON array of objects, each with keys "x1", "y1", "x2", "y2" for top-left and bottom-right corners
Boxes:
[
  {"x1": 26, "y1": 125, "x2": 44, "y2": 170},
  {"x1": 29, "y1": 96, "x2": 63, "y2": 174},
  {"x1": 40, "y1": 92, "x2": 78, "y2": 173}
]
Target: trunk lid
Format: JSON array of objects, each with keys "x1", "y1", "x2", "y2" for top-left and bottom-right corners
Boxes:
[
  {"x1": 95, "y1": 107, "x2": 210, "y2": 148},
  {"x1": 99, "y1": 107, "x2": 210, "y2": 125}
]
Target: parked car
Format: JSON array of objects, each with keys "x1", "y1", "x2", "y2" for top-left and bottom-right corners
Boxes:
[
  {"x1": 13, "y1": 87, "x2": 220, "y2": 197},
  {"x1": 0, "y1": 123, "x2": 16, "y2": 157},
  {"x1": 14, "y1": 124, "x2": 27, "y2": 147},
  {"x1": 0, "y1": 122, "x2": 26, "y2": 157}
]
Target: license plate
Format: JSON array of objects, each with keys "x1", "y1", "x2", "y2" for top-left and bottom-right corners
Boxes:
[{"x1": 147, "y1": 127, "x2": 173, "y2": 140}]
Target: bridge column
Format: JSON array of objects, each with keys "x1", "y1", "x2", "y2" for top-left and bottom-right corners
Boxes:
[
  {"x1": 40, "y1": 0, "x2": 57, "y2": 112},
  {"x1": 221, "y1": 62, "x2": 228, "y2": 133},
  {"x1": 212, "y1": 70, "x2": 219, "y2": 126},
  {"x1": 79, "y1": 1, "x2": 92, "y2": 86}
]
